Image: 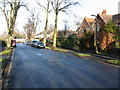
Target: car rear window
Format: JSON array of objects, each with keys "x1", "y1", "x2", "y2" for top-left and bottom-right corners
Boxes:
[
  {"x1": 37, "y1": 42, "x2": 43, "y2": 44},
  {"x1": 32, "y1": 41, "x2": 37, "y2": 43}
]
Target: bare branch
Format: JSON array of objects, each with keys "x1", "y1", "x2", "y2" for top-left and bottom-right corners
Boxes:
[
  {"x1": 35, "y1": 14, "x2": 39, "y2": 28},
  {"x1": 48, "y1": 9, "x2": 53, "y2": 13},
  {"x1": 58, "y1": 2, "x2": 79, "y2": 11},
  {"x1": 0, "y1": 7, "x2": 9, "y2": 29},
  {"x1": 36, "y1": 1, "x2": 47, "y2": 10},
  {"x1": 61, "y1": 10, "x2": 70, "y2": 15},
  {"x1": 51, "y1": 1, "x2": 55, "y2": 11},
  {"x1": 58, "y1": 1, "x2": 62, "y2": 8},
  {"x1": 18, "y1": 4, "x2": 29, "y2": 11},
  {"x1": 6, "y1": 0, "x2": 12, "y2": 5}
]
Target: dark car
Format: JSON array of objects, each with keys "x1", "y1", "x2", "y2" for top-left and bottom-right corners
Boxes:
[
  {"x1": 35, "y1": 42, "x2": 45, "y2": 48},
  {"x1": 31, "y1": 41, "x2": 37, "y2": 47},
  {"x1": 11, "y1": 40, "x2": 16, "y2": 47}
]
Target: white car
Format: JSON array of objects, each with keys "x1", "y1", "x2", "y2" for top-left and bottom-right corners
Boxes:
[{"x1": 35, "y1": 42, "x2": 45, "y2": 49}]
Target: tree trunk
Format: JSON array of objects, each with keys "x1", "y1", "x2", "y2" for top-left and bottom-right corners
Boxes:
[
  {"x1": 43, "y1": 0, "x2": 50, "y2": 46},
  {"x1": 33, "y1": 28, "x2": 36, "y2": 40},
  {"x1": 7, "y1": 34, "x2": 13, "y2": 48},
  {"x1": 6, "y1": 7, "x2": 17, "y2": 48},
  {"x1": 53, "y1": 10, "x2": 58, "y2": 48}
]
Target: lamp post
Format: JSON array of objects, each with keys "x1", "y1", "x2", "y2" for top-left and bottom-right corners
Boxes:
[
  {"x1": 118, "y1": 22, "x2": 120, "y2": 47},
  {"x1": 91, "y1": 14, "x2": 98, "y2": 54}
]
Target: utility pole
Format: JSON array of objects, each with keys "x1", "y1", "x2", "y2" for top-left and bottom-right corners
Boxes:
[{"x1": 91, "y1": 14, "x2": 98, "y2": 54}]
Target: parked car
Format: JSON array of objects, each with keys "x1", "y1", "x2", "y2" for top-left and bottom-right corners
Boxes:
[
  {"x1": 35, "y1": 42, "x2": 45, "y2": 49},
  {"x1": 31, "y1": 41, "x2": 37, "y2": 47},
  {"x1": 11, "y1": 40, "x2": 16, "y2": 47},
  {"x1": 24, "y1": 41, "x2": 31, "y2": 45}
]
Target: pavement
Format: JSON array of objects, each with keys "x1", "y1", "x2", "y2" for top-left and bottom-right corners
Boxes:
[
  {"x1": 59, "y1": 48, "x2": 120, "y2": 66},
  {"x1": 6, "y1": 43, "x2": 119, "y2": 88}
]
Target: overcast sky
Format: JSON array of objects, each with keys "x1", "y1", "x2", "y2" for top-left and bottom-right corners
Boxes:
[{"x1": 0, "y1": 0, "x2": 119, "y2": 35}]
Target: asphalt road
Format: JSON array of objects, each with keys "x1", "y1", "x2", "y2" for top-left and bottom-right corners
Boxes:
[{"x1": 8, "y1": 43, "x2": 119, "y2": 88}]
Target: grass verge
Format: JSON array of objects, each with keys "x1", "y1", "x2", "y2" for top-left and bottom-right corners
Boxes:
[
  {"x1": 45, "y1": 46, "x2": 51, "y2": 49},
  {"x1": 75, "y1": 53, "x2": 91, "y2": 57},
  {"x1": 0, "y1": 49, "x2": 11, "y2": 55},
  {"x1": 45, "y1": 46, "x2": 69, "y2": 52},
  {"x1": 0, "y1": 49, "x2": 12, "y2": 71},
  {"x1": 0, "y1": 58, "x2": 2, "y2": 71},
  {"x1": 53, "y1": 48, "x2": 69, "y2": 52},
  {"x1": 105, "y1": 60, "x2": 120, "y2": 65}
]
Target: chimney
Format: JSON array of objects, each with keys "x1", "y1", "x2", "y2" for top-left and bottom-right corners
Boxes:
[{"x1": 102, "y1": 10, "x2": 106, "y2": 14}]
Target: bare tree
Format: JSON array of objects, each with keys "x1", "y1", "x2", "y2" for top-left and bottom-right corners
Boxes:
[
  {"x1": 14, "y1": 29, "x2": 26, "y2": 39},
  {"x1": 48, "y1": 24, "x2": 54, "y2": 31},
  {"x1": 35, "y1": 0, "x2": 51, "y2": 46},
  {"x1": 63, "y1": 20, "x2": 70, "y2": 35},
  {"x1": 61, "y1": 19, "x2": 70, "y2": 41},
  {"x1": 28, "y1": 11, "x2": 40, "y2": 40},
  {"x1": 24, "y1": 19, "x2": 34, "y2": 41},
  {"x1": 51, "y1": 0, "x2": 79, "y2": 48},
  {"x1": 74, "y1": 14, "x2": 82, "y2": 29},
  {"x1": 0, "y1": 0, "x2": 28, "y2": 47}
]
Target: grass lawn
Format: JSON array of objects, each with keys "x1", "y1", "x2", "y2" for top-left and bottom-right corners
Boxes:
[
  {"x1": 106, "y1": 60, "x2": 120, "y2": 65},
  {"x1": 0, "y1": 49, "x2": 11, "y2": 55},
  {"x1": 45, "y1": 46, "x2": 51, "y2": 49},
  {"x1": 0, "y1": 58, "x2": 2, "y2": 62},
  {"x1": 0, "y1": 49, "x2": 12, "y2": 71},
  {"x1": 53, "y1": 48, "x2": 69, "y2": 52},
  {"x1": 75, "y1": 53, "x2": 91, "y2": 57},
  {"x1": 45, "y1": 46, "x2": 69, "y2": 52},
  {"x1": 0, "y1": 58, "x2": 2, "y2": 71}
]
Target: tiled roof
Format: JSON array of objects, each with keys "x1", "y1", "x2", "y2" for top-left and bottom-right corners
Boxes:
[
  {"x1": 84, "y1": 17, "x2": 94, "y2": 26},
  {"x1": 112, "y1": 14, "x2": 120, "y2": 23},
  {"x1": 98, "y1": 14, "x2": 112, "y2": 24},
  {"x1": 85, "y1": 18, "x2": 94, "y2": 23}
]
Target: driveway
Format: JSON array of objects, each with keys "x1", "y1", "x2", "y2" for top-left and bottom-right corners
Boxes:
[{"x1": 8, "y1": 43, "x2": 118, "y2": 88}]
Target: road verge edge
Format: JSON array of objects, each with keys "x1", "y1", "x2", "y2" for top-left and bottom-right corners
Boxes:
[{"x1": 2, "y1": 49, "x2": 15, "y2": 89}]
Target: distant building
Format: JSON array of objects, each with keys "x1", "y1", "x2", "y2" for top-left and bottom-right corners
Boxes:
[
  {"x1": 112, "y1": 14, "x2": 120, "y2": 25},
  {"x1": 58, "y1": 30, "x2": 77, "y2": 38},
  {"x1": 112, "y1": 14, "x2": 120, "y2": 47},
  {"x1": 35, "y1": 30, "x2": 54, "y2": 39},
  {"x1": 15, "y1": 39, "x2": 25, "y2": 43}
]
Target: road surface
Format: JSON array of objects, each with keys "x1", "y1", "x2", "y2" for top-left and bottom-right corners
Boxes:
[{"x1": 8, "y1": 43, "x2": 119, "y2": 88}]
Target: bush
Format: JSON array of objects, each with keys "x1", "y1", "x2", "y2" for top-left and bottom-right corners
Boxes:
[
  {"x1": 58, "y1": 32, "x2": 94, "y2": 52},
  {"x1": 61, "y1": 37, "x2": 74, "y2": 49},
  {"x1": 79, "y1": 35, "x2": 94, "y2": 51}
]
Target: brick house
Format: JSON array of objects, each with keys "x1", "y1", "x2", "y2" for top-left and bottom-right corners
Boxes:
[
  {"x1": 96, "y1": 10, "x2": 113, "y2": 31},
  {"x1": 112, "y1": 14, "x2": 120, "y2": 27},
  {"x1": 112, "y1": 14, "x2": 120, "y2": 47},
  {"x1": 76, "y1": 16, "x2": 94, "y2": 38},
  {"x1": 95, "y1": 10, "x2": 116, "y2": 50}
]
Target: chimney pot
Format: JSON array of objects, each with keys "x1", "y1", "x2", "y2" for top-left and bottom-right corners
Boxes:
[{"x1": 102, "y1": 10, "x2": 106, "y2": 14}]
